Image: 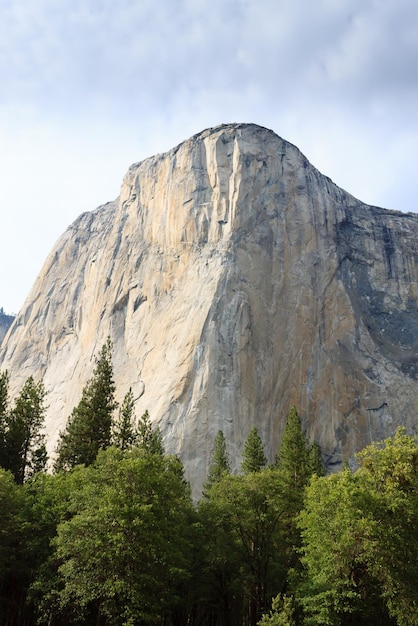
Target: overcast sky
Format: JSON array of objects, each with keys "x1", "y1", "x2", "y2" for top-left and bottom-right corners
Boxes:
[{"x1": 1, "y1": 0, "x2": 417, "y2": 313}]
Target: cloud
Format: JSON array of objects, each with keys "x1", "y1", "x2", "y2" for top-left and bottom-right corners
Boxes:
[
  {"x1": 3, "y1": 0, "x2": 416, "y2": 122},
  {"x1": 1, "y1": 0, "x2": 418, "y2": 311}
]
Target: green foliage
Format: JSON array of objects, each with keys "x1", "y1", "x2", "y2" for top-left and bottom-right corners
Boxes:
[
  {"x1": 0, "y1": 370, "x2": 8, "y2": 418},
  {"x1": 271, "y1": 406, "x2": 323, "y2": 584},
  {"x1": 307, "y1": 440, "x2": 325, "y2": 477},
  {"x1": 112, "y1": 387, "x2": 137, "y2": 450},
  {"x1": 0, "y1": 376, "x2": 47, "y2": 483},
  {"x1": 136, "y1": 409, "x2": 164, "y2": 455},
  {"x1": 0, "y1": 370, "x2": 9, "y2": 464},
  {"x1": 356, "y1": 429, "x2": 418, "y2": 626},
  {"x1": 242, "y1": 426, "x2": 267, "y2": 474},
  {"x1": 203, "y1": 429, "x2": 231, "y2": 496},
  {"x1": 258, "y1": 594, "x2": 296, "y2": 626},
  {"x1": 27, "y1": 467, "x2": 100, "y2": 625},
  {"x1": 51, "y1": 447, "x2": 195, "y2": 625},
  {"x1": 54, "y1": 338, "x2": 117, "y2": 471},
  {"x1": 0, "y1": 362, "x2": 417, "y2": 626},
  {"x1": 276, "y1": 406, "x2": 323, "y2": 493},
  {"x1": 0, "y1": 468, "x2": 28, "y2": 621},
  {"x1": 199, "y1": 467, "x2": 288, "y2": 626},
  {"x1": 298, "y1": 428, "x2": 418, "y2": 626},
  {"x1": 298, "y1": 469, "x2": 372, "y2": 625}
]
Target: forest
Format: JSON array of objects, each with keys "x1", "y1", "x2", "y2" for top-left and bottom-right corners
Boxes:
[{"x1": 0, "y1": 340, "x2": 417, "y2": 626}]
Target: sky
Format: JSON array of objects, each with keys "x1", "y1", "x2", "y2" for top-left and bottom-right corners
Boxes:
[{"x1": 1, "y1": 0, "x2": 418, "y2": 313}]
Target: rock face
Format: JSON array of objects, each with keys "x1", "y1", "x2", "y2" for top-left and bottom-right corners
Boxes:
[
  {"x1": 0, "y1": 310, "x2": 15, "y2": 346},
  {"x1": 1, "y1": 123, "x2": 418, "y2": 495}
]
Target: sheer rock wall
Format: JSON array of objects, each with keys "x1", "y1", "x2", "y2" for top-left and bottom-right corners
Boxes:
[{"x1": 2, "y1": 123, "x2": 418, "y2": 494}]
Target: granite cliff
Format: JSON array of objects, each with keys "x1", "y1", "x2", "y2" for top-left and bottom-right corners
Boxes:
[
  {"x1": 0, "y1": 310, "x2": 15, "y2": 346},
  {"x1": 1, "y1": 123, "x2": 418, "y2": 494}
]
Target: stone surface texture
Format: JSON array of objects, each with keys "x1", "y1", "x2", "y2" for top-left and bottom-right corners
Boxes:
[
  {"x1": 1, "y1": 123, "x2": 418, "y2": 495},
  {"x1": 0, "y1": 311, "x2": 15, "y2": 346}
]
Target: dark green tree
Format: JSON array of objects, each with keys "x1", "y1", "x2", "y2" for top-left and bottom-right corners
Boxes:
[
  {"x1": 1, "y1": 376, "x2": 47, "y2": 484},
  {"x1": 27, "y1": 467, "x2": 100, "y2": 625},
  {"x1": 0, "y1": 371, "x2": 9, "y2": 465},
  {"x1": 54, "y1": 338, "x2": 117, "y2": 471},
  {"x1": 275, "y1": 406, "x2": 323, "y2": 508},
  {"x1": 241, "y1": 426, "x2": 267, "y2": 474},
  {"x1": 203, "y1": 429, "x2": 231, "y2": 496},
  {"x1": 0, "y1": 370, "x2": 8, "y2": 419},
  {"x1": 0, "y1": 468, "x2": 28, "y2": 622},
  {"x1": 275, "y1": 406, "x2": 311, "y2": 489},
  {"x1": 200, "y1": 468, "x2": 288, "y2": 626},
  {"x1": 269, "y1": 407, "x2": 324, "y2": 609},
  {"x1": 308, "y1": 440, "x2": 325, "y2": 477},
  {"x1": 136, "y1": 409, "x2": 164, "y2": 455},
  {"x1": 112, "y1": 387, "x2": 137, "y2": 451}
]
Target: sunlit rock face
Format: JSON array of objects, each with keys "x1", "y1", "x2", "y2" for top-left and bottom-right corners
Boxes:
[{"x1": 2, "y1": 123, "x2": 418, "y2": 495}]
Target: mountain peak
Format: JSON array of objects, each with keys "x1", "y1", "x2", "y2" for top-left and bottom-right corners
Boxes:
[{"x1": 2, "y1": 125, "x2": 418, "y2": 496}]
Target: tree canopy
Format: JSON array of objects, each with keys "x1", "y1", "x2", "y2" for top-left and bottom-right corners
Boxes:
[
  {"x1": 298, "y1": 428, "x2": 418, "y2": 626},
  {"x1": 241, "y1": 426, "x2": 267, "y2": 474},
  {"x1": 0, "y1": 375, "x2": 47, "y2": 483},
  {"x1": 0, "y1": 344, "x2": 416, "y2": 626},
  {"x1": 203, "y1": 429, "x2": 231, "y2": 496},
  {"x1": 54, "y1": 338, "x2": 117, "y2": 471},
  {"x1": 49, "y1": 447, "x2": 195, "y2": 625}
]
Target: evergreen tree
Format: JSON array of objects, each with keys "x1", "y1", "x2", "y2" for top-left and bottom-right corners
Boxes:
[
  {"x1": 275, "y1": 406, "x2": 311, "y2": 491},
  {"x1": 308, "y1": 440, "x2": 325, "y2": 477},
  {"x1": 203, "y1": 430, "x2": 231, "y2": 496},
  {"x1": 0, "y1": 370, "x2": 8, "y2": 418},
  {"x1": 276, "y1": 406, "x2": 324, "y2": 488},
  {"x1": 1, "y1": 376, "x2": 47, "y2": 484},
  {"x1": 54, "y1": 338, "x2": 117, "y2": 471},
  {"x1": 0, "y1": 371, "x2": 9, "y2": 465},
  {"x1": 241, "y1": 426, "x2": 267, "y2": 474},
  {"x1": 136, "y1": 409, "x2": 164, "y2": 455},
  {"x1": 274, "y1": 407, "x2": 324, "y2": 582},
  {"x1": 112, "y1": 388, "x2": 137, "y2": 451}
]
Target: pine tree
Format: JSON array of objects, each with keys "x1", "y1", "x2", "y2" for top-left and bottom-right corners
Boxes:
[
  {"x1": 0, "y1": 370, "x2": 8, "y2": 418},
  {"x1": 241, "y1": 427, "x2": 267, "y2": 474},
  {"x1": 136, "y1": 410, "x2": 164, "y2": 455},
  {"x1": 0, "y1": 371, "x2": 9, "y2": 465},
  {"x1": 203, "y1": 430, "x2": 231, "y2": 496},
  {"x1": 308, "y1": 440, "x2": 325, "y2": 477},
  {"x1": 1, "y1": 376, "x2": 47, "y2": 483},
  {"x1": 274, "y1": 405, "x2": 324, "y2": 578},
  {"x1": 275, "y1": 406, "x2": 324, "y2": 491},
  {"x1": 112, "y1": 388, "x2": 137, "y2": 451},
  {"x1": 275, "y1": 406, "x2": 310, "y2": 491},
  {"x1": 54, "y1": 338, "x2": 117, "y2": 471}
]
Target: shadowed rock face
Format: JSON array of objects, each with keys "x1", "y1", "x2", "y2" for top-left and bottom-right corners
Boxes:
[
  {"x1": 0, "y1": 311, "x2": 15, "y2": 346},
  {"x1": 1, "y1": 123, "x2": 418, "y2": 495}
]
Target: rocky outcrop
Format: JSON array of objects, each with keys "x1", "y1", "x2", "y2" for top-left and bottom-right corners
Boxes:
[
  {"x1": 1, "y1": 123, "x2": 418, "y2": 495},
  {"x1": 0, "y1": 310, "x2": 15, "y2": 347}
]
